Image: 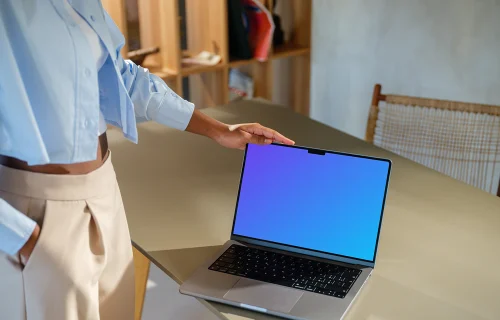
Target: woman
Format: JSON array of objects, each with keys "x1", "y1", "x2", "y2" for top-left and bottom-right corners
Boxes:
[{"x1": 0, "y1": 1, "x2": 294, "y2": 319}]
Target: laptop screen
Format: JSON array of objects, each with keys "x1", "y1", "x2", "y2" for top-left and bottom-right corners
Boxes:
[{"x1": 232, "y1": 144, "x2": 391, "y2": 263}]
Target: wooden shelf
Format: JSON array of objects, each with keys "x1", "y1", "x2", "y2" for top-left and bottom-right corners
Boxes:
[
  {"x1": 228, "y1": 46, "x2": 310, "y2": 68},
  {"x1": 180, "y1": 63, "x2": 225, "y2": 77},
  {"x1": 228, "y1": 58, "x2": 258, "y2": 68},
  {"x1": 148, "y1": 63, "x2": 227, "y2": 80},
  {"x1": 272, "y1": 45, "x2": 311, "y2": 59},
  {"x1": 228, "y1": 44, "x2": 310, "y2": 68}
]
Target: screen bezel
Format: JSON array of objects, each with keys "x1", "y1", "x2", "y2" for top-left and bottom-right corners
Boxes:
[{"x1": 230, "y1": 143, "x2": 392, "y2": 268}]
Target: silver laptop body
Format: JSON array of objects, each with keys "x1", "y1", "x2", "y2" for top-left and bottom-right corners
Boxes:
[{"x1": 181, "y1": 144, "x2": 391, "y2": 320}]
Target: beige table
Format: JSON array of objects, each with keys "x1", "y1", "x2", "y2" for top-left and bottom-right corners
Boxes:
[{"x1": 108, "y1": 100, "x2": 500, "y2": 320}]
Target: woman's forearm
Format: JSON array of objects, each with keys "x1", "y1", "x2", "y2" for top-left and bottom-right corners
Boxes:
[{"x1": 185, "y1": 109, "x2": 228, "y2": 140}]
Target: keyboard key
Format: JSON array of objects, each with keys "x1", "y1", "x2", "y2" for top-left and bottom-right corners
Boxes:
[
  {"x1": 314, "y1": 288, "x2": 326, "y2": 294},
  {"x1": 293, "y1": 284, "x2": 306, "y2": 290},
  {"x1": 228, "y1": 269, "x2": 236, "y2": 275},
  {"x1": 219, "y1": 268, "x2": 228, "y2": 273},
  {"x1": 209, "y1": 265, "x2": 219, "y2": 271},
  {"x1": 325, "y1": 283, "x2": 341, "y2": 291},
  {"x1": 305, "y1": 285, "x2": 315, "y2": 292}
]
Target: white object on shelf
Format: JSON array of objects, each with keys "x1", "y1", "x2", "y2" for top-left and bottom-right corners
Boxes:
[{"x1": 182, "y1": 51, "x2": 221, "y2": 66}]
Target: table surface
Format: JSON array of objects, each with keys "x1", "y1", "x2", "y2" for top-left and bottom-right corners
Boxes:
[{"x1": 108, "y1": 100, "x2": 500, "y2": 320}]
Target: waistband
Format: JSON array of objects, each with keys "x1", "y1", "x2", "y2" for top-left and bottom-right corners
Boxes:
[{"x1": 0, "y1": 153, "x2": 116, "y2": 201}]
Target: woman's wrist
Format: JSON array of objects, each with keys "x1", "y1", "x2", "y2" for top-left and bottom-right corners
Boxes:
[
  {"x1": 186, "y1": 109, "x2": 229, "y2": 141},
  {"x1": 207, "y1": 121, "x2": 229, "y2": 142}
]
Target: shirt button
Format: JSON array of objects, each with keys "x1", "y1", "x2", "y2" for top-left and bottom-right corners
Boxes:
[
  {"x1": 85, "y1": 68, "x2": 91, "y2": 77},
  {"x1": 90, "y1": 15, "x2": 96, "y2": 22},
  {"x1": 83, "y1": 120, "x2": 89, "y2": 128}
]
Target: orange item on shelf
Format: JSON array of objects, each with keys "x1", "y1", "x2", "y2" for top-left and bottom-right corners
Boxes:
[{"x1": 242, "y1": 0, "x2": 275, "y2": 61}]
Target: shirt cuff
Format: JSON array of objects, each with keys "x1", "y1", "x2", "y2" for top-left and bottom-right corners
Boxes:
[
  {"x1": 145, "y1": 78, "x2": 195, "y2": 131},
  {"x1": 0, "y1": 199, "x2": 37, "y2": 256},
  {"x1": 151, "y1": 92, "x2": 195, "y2": 130}
]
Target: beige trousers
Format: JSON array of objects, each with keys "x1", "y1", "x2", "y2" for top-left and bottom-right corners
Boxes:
[{"x1": 0, "y1": 155, "x2": 134, "y2": 320}]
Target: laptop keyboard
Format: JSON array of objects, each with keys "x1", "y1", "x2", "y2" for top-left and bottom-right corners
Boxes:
[{"x1": 209, "y1": 244, "x2": 362, "y2": 299}]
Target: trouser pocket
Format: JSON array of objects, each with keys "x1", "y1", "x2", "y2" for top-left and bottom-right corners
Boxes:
[{"x1": 22, "y1": 200, "x2": 105, "y2": 320}]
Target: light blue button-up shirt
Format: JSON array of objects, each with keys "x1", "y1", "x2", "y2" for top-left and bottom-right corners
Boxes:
[{"x1": 0, "y1": 0, "x2": 195, "y2": 255}]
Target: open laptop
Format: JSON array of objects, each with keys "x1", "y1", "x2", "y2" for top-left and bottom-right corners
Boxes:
[{"x1": 180, "y1": 143, "x2": 391, "y2": 320}]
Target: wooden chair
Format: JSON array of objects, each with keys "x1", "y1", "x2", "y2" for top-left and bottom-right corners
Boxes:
[{"x1": 366, "y1": 84, "x2": 500, "y2": 197}]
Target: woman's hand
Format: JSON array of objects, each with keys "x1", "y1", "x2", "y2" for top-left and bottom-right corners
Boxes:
[
  {"x1": 186, "y1": 110, "x2": 295, "y2": 150},
  {"x1": 19, "y1": 224, "x2": 41, "y2": 265},
  {"x1": 214, "y1": 123, "x2": 295, "y2": 150}
]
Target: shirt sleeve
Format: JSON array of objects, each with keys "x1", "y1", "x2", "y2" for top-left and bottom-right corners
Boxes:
[
  {"x1": 104, "y1": 11, "x2": 195, "y2": 131},
  {"x1": 0, "y1": 198, "x2": 36, "y2": 256}
]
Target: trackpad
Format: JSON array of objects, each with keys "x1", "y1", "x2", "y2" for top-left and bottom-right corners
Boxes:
[{"x1": 223, "y1": 278, "x2": 303, "y2": 313}]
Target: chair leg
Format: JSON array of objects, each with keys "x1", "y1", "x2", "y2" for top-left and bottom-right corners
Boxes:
[
  {"x1": 133, "y1": 246, "x2": 151, "y2": 320},
  {"x1": 497, "y1": 178, "x2": 500, "y2": 197}
]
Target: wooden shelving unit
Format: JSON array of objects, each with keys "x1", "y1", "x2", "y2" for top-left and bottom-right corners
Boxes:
[
  {"x1": 102, "y1": 0, "x2": 311, "y2": 116},
  {"x1": 272, "y1": 44, "x2": 311, "y2": 59}
]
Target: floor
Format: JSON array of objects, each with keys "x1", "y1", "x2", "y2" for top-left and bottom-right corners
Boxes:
[{"x1": 142, "y1": 263, "x2": 219, "y2": 320}]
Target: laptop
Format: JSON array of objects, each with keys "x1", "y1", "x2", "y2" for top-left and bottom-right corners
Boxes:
[{"x1": 180, "y1": 143, "x2": 391, "y2": 320}]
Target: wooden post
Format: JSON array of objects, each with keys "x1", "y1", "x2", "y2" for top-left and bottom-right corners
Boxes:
[
  {"x1": 371, "y1": 84, "x2": 383, "y2": 107},
  {"x1": 253, "y1": 62, "x2": 273, "y2": 101},
  {"x1": 366, "y1": 84, "x2": 384, "y2": 143},
  {"x1": 185, "y1": 0, "x2": 228, "y2": 107},
  {"x1": 133, "y1": 247, "x2": 150, "y2": 320}
]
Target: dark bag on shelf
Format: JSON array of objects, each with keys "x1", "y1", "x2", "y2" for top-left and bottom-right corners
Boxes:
[{"x1": 227, "y1": 0, "x2": 253, "y2": 60}]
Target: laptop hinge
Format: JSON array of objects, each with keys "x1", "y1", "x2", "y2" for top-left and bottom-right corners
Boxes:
[{"x1": 234, "y1": 239, "x2": 372, "y2": 269}]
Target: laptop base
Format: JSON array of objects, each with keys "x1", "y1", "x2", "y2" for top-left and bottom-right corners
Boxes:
[{"x1": 180, "y1": 240, "x2": 372, "y2": 320}]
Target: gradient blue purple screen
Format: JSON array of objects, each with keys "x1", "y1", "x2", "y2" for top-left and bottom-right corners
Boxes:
[{"x1": 233, "y1": 144, "x2": 390, "y2": 262}]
